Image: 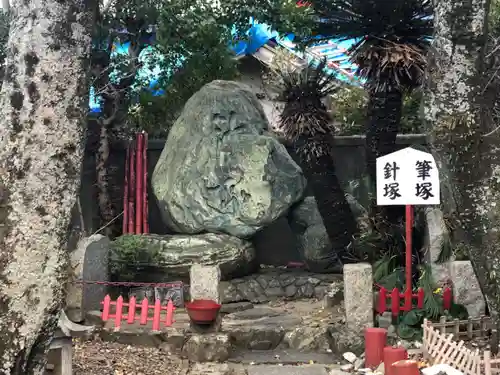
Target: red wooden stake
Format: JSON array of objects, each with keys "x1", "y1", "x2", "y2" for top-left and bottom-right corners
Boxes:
[
  {"x1": 123, "y1": 142, "x2": 130, "y2": 234},
  {"x1": 377, "y1": 287, "x2": 387, "y2": 314},
  {"x1": 135, "y1": 133, "x2": 143, "y2": 234},
  {"x1": 102, "y1": 295, "x2": 111, "y2": 321},
  {"x1": 391, "y1": 288, "x2": 400, "y2": 317},
  {"x1": 404, "y1": 205, "x2": 413, "y2": 311},
  {"x1": 142, "y1": 132, "x2": 149, "y2": 234},
  {"x1": 165, "y1": 300, "x2": 174, "y2": 326},
  {"x1": 417, "y1": 288, "x2": 425, "y2": 309},
  {"x1": 115, "y1": 296, "x2": 124, "y2": 329},
  {"x1": 127, "y1": 296, "x2": 136, "y2": 324},
  {"x1": 152, "y1": 298, "x2": 161, "y2": 331},
  {"x1": 128, "y1": 145, "x2": 136, "y2": 234},
  {"x1": 140, "y1": 298, "x2": 148, "y2": 325},
  {"x1": 443, "y1": 287, "x2": 453, "y2": 310}
]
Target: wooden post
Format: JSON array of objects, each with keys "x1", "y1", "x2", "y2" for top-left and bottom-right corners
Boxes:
[
  {"x1": 152, "y1": 298, "x2": 161, "y2": 331},
  {"x1": 142, "y1": 132, "x2": 149, "y2": 233},
  {"x1": 135, "y1": 133, "x2": 143, "y2": 234},
  {"x1": 127, "y1": 296, "x2": 136, "y2": 324},
  {"x1": 404, "y1": 205, "x2": 413, "y2": 311},
  {"x1": 123, "y1": 142, "x2": 130, "y2": 234},
  {"x1": 140, "y1": 297, "x2": 148, "y2": 325}
]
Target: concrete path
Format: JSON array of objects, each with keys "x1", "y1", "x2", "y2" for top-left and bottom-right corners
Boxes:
[
  {"x1": 246, "y1": 365, "x2": 331, "y2": 375},
  {"x1": 230, "y1": 349, "x2": 340, "y2": 365}
]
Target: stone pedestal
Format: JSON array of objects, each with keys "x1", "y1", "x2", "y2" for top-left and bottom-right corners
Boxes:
[
  {"x1": 450, "y1": 260, "x2": 485, "y2": 317},
  {"x1": 344, "y1": 263, "x2": 373, "y2": 331},
  {"x1": 182, "y1": 333, "x2": 231, "y2": 362},
  {"x1": 190, "y1": 314, "x2": 222, "y2": 334},
  {"x1": 190, "y1": 264, "x2": 221, "y2": 302},
  {"x1": 423, "y1": 208, "x2": 452, "y2": 286},
  {"x1": 66, "y1": 235, "x2": 110, "y2": 322},
  {"x1": 189, "y1": 264, "x2": 222, "y2": 331}
]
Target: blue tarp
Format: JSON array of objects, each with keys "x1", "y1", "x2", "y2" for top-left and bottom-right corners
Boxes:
[{"x1": 89, "y1": 17, "x2": 361, "y2": 112}]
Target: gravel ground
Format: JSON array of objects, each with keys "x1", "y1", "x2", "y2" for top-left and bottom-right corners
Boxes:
[{"x1": 73, "y1": 338, "x2": 186, "y2": 375}]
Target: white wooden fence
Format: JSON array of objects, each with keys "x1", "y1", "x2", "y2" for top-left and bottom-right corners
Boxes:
[{"x1": 423, "y1": 319, "x2": 500, "y2": 375}]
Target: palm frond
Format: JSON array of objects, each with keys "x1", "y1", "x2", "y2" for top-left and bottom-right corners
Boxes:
[
  {"x1": 277, "y1": 59, "x2": 341, "y2": 141},
  {"x1": 307, "y1": 0, "x2": 433, "y2": 90},
  {"x1": 417, "y1": 264, "x2": 443, "y2": 319}
]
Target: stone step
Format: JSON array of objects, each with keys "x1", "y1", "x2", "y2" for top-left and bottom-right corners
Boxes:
[
  {"x1": 246, "y1": 364, "x2": 331, "y2": 375},
  {"x1": 229, "y1": 350, "x2": 341, "y2": 365}
]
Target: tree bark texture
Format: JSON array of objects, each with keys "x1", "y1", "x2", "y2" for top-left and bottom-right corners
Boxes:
[
  {"x1": 423, "y1": 0, "x2": 498, "y2": 317},
  {"x1": 365, "y1": 87, "x2": 404, "y2": 184},
  {"x1": 365, "y1": 87, "x2": 406, "y2": 228},
  {"x1": 293, "y1": 135, "x2": 358, "y2": 271},
  {"x1": 0, "y1": 0, "x2": 95, "y2": 373}
]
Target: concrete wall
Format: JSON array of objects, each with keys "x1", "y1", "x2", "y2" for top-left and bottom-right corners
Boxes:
[{"x1": 77, "y1": 134, "x2": 427, "y2": 239}]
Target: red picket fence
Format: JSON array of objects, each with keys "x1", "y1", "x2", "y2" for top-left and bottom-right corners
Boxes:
[
  {"x1": 376, "y1": 287, "x2": 453, "y2": 317},
  {"x1": 101, "y1": 295, "x2": 175, "y2": 331}
]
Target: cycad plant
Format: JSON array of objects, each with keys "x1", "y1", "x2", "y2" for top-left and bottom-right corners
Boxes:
[
  {"x1": 308, "y1": 0, "x2": 433, "y2": 198},
  {"x1": 276, "y1": 59, "x2": 358, "y2": 272}
]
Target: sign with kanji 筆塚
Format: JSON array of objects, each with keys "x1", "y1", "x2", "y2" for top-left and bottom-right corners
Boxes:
[{"x1": 376, "y1": 147, "x2": 440, "y2": 206}]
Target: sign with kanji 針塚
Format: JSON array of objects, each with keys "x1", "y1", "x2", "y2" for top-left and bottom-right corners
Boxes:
[{"x1": 376, "y1": 147, "x2": 440, "y2": 206}]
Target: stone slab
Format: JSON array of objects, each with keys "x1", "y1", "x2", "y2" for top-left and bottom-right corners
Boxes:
[
  {"x1": 190, "y1": 264, "x2": 221, "y2": 302},
  {"x1": 423, "y1": 207, "x2": 452, "y2": 286},
  {"x1": 247, "y1": 365, "x2": 328, "y2": 375},
  {"x1": 343, "y1": 263, "x2": 373, "y2": 331},
  {"x1": 229, "y1": 350, "x2": 340, "y2": 364},
  {"x1": 66, "y1": 235, "x2": 110, "y2": 322},
  {"x1": 450, "y1": 260, "x2": 485, "y2": 317},
  {"x1": 220, "y1": 269, "x2": 343, "y2": 304},
  {"x1": 221, "y1": 302, "x2": 254, "y2": 314}
]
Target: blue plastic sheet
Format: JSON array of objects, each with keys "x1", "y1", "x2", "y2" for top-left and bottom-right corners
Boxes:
[{"x1": 89, "y1": 13, "x2": 362, "y2": 111}]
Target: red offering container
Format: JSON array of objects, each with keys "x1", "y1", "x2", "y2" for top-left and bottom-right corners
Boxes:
[
  {"x1": 384, "y1": 346, "x2": 408, "y2": 375},
  {"x1": 365, "y1": 327, "x2": 388, "y2": 368},
  {"x1": 392, "y1": 360, "x2": 419, "y2": 375},
  {"x1": 185, "y1": 299, "x2": 221, "y2": 324}
]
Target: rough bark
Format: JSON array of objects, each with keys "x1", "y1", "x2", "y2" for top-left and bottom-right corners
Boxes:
[
  {"x1": 293, "y1": 135, "x2": 358, "y2": 272},
  {"x1": 365, "y1": 87, "x2": 404, "y2": 185},
  {"x1": 0, "y1": 0, "x2": 95, "y2": 373},
  {"x1": 423, "y1": 0, "x2": 498, "y2": 317}
]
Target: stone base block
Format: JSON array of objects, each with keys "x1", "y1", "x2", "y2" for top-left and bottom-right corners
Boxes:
[{"x1": 182, "y1": 333, "x2": 231, "y2": 362}]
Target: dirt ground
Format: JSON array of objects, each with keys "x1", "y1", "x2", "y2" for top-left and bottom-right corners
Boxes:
[{"x1": 73, "y1": 338, "x2": 186, "y2": 375}]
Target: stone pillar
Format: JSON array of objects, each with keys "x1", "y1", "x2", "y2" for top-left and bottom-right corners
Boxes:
[
  {"x1": 450, "y1": 260, "x2": 485, "y2": 317},
  {"x1": 423, "y1": 207, "x2": 452, "y2": 286},
  {"x1": 189, "y1": 264, "x2": 222, "y2": 333},
  {"x1": 66, "y1": 234, "x2": 110, "y2": 322},
  {"x1": 344, "y1": 263, "x2": 373, "y2": 331},
  {"x1": 190, "y1": 264, "x2": 221, "y2": 302}
]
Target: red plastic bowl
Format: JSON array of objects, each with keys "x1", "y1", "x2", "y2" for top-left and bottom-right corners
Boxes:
[{"x1": 185, "y1": 299, "x2": 221, "y2": 323}]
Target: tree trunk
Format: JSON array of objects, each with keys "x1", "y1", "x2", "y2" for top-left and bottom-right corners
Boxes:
[
  {"x1": 365, "y1": 87, "x2": 406, "y2": 226},
  {"x1": 293, "y1": 135, "x2": 358, "y2": 272},
  {"x1": 423, "y1": 0, "x2": 498, "y2": 318},
  {"x1": 0, "y1": 0, "x2": 95, "y2": 373},
  {"x1": 365, "y1": 87, "x2": 404, "y2": 184}
]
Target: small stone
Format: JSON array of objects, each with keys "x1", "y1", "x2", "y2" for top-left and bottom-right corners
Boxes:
[
  {"x1": 354, "y1": 358, "x2": 365, "y2": 370},
  {"x1": 376, "y1": 312, "x2": 392, "y2": 329},
  {"x1": 340, "y1": 363, "x2": 354, "y2": 371},
  {"x1": 375, "y1": 362, "x2": 385, "y2": 374},
  {"x1": 343, "y1": 352, "x2": 357, "y2": 363},
  {"x1": 421, "y1": 364, "x2": 464, "y2": 375},
  {"x1": 413, "y1": 341, "x2": 422, "y2": 349}
]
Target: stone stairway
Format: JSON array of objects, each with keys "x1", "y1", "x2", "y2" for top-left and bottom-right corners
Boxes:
[{"x1": 85, "y1": 299, "x2": 354, "y2": 362}]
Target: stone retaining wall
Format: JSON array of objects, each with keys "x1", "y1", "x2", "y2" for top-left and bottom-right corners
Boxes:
[{"x1": 219, "y1": 269, "x2": 343, "y2": 304}]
